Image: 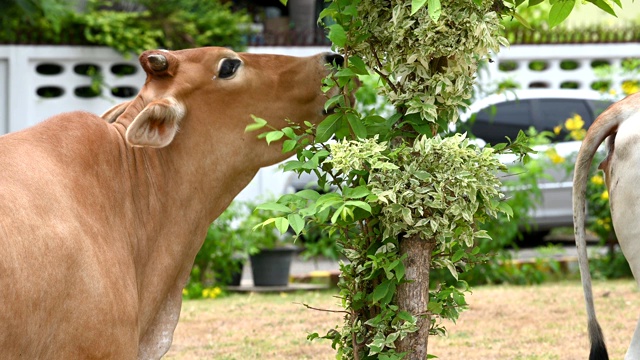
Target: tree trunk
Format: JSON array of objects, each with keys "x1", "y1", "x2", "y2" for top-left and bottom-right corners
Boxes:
[{"x1": 396, "y1": 235, "x2": 436, "y2": 359}]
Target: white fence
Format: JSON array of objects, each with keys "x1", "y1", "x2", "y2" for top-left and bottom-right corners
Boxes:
[
  {"x1": 479, "y1": 44, "x2": 640, "y2": 96},
  {"x1": 0, "y1": 43, "x2": 638, "y2": 202}
]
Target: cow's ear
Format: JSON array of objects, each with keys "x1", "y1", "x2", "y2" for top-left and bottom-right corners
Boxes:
[
  {"x1": 126, "y1": 97, "x2": 185, "y2": 148},
  {"x1": 101, "y1": 101, "x2": 131, "y2": 123}
]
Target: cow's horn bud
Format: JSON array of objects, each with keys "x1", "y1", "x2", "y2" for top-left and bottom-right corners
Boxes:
[{"x1": 148, "y1": 54, "x2": 168, "y2": 72}]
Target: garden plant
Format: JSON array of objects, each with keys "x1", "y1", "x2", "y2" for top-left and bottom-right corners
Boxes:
[{"x1": 248, "y1": 0, "x2": 628, "y2": 359}]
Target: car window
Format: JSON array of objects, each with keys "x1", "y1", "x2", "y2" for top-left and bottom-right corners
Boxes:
[
  {"x1": 469, "y1": 100, "x2": 533, "y2": 144},
  {"x1": 589, "y1": 100, "x2": 612, "y2": 118},
  {"x1": 537, "y1": 99, "x2": 591, "y2": 131}
]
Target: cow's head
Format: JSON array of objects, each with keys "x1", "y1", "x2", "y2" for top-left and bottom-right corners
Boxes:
[{"x1": 114, "y1": 47, "x2": 345, "y2": 167}]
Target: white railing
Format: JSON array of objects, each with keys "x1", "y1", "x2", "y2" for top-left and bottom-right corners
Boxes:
[{"x1": 1, "y1": 44, "x2": 638, "y2": 202}]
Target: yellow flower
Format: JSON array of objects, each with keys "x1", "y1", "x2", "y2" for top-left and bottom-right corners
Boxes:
[
  {"x1": 202, "y1": 287, "x2": 223, "y2": 299},
  {"x1": 609, "y1": 89, "x2": 617, "y2": 96},
  {"x1": 569, "y1": 129, "x2": 586, "y2": 141},
  {"x1": 591, "y1": 175, "x2": 604, "y2": 186},
  {"x1": 601, "y1": 190, "x2": 609, "y2": 201},
  {"x1": 182, "y1": 288, "x2": 189, "y2": 296},
  {"x1": 553, "y1": 125, "x2": 562, "y2": 135},
  {"x1": 622, "y1": 81, "x2": 639, "y2": 96},
  {"x1": 546, "y1": 148, "x2": 565, "y2": 164},
  {"x1": 565, "y1": 114, "x2": 584, "y2": 131}
]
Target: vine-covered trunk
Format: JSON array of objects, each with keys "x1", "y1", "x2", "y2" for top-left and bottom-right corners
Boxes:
[{"x1": 396, "y1": 235, "x2": 436, "y2": 358}]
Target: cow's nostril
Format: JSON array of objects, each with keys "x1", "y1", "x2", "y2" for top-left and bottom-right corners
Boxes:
[{"x1": 325, "y1": 54, "x2": 344, "y2": 67}]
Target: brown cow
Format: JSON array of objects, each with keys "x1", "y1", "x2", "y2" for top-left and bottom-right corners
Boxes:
[{"x1": 0, "y1": 47, "x2": 343, "y2": 359}]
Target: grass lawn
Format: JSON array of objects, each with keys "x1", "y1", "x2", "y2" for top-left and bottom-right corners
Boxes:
[{"x1": 165, "y1": 280, "x2": 639, "y2": 360}]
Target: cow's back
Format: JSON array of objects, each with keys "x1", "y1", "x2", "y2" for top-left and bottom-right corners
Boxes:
[{"x1": 0, "y1": 112, "x2": 139, "y2": 359}]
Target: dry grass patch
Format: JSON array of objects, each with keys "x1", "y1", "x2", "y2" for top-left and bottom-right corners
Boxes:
[{"x1": 166, "y1": 280, "x2": 639, "y2": 359}]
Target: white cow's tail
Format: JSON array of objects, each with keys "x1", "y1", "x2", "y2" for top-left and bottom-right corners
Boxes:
[{"x1": 573, "y1": 93, "x2": 640, "y2": 360}]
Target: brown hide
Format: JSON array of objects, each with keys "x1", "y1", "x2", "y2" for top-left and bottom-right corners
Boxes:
[{"x1": 0, "y1": 47, "x2": 340, "y2": 359}]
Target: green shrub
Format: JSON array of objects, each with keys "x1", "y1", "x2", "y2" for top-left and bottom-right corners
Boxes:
[
  {"x1": 0, "y1": 0, "x2": 251, "y2": 54},
  {"x1": 184, "y1": 203, "x2": 245, "y2": 299}
]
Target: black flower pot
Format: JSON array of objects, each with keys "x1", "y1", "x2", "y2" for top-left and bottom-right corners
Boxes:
[{"x1": 250, "y1": 247, "x2": 297, "y2": 287}]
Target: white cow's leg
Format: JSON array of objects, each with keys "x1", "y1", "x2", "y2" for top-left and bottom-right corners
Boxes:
[{"x1": 625, "y1": 318, "x2": 640, "y2": 359}]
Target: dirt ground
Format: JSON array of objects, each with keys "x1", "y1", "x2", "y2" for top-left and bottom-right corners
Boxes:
[{"x1": 165, "y1": 280, "x2": 639, "y2": 360}]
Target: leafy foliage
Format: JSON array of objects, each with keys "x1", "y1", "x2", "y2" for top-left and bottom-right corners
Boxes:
[
  {"x1": 502, "y1": 0, "x2": 623, "y2": 28},
  {"x1": 249, "y1": 0, "x2": 628, "y2": 358},
  {"x1": 0, "y1": 0, "x2": 251, "y2": 54},
  {"x1": 253, "y1": 0, "x2": 625, "y2": 357}
]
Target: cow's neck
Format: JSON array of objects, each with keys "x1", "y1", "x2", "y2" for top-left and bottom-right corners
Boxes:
[{"x1": 111, "y1": 121, "x2": 262, "y2": 336}]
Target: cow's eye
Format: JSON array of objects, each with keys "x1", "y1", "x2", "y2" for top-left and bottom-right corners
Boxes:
[{"x1": 218, "y1": 58, "x2": 242, "y2": 79}]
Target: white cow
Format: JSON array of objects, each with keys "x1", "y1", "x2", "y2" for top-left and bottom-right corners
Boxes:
[{"x1": 574, "y1": 91, "x2": 640, "y2": 360}]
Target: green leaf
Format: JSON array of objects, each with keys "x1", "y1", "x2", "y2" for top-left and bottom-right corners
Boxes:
[
  {"x1": 324, "y1": 95, "x2": 344, "y2": 112},
  {"x1": 274, "y1": 217, "x2": 289, "y2": 234},
  {"x1": 512, "y1": 12, "x2": 533, "y2": 30},
  {"x1": 281, "y1": 127, "x2": 296, "y2": 138},
  {"x1": 348, "y1": 56, "x2": 368, "y2": 75},
  {"x1": 245, "y1": 116, "x2": 267, "y2": 132},
  {"x1": 446, "y1": 261, "x2": 459, "y2": 280},
  {"x1": 343, "y1": 186, "x2": 371, "y2": 199},
  {"x1": 252, "y1": 218, "x2": 276, "y2": 231},
  {"x1": 529, "y1": 0, "x2": 544, "y2": 6},
  {"x1": 316, "y1": 114, "x2": 341, "y2": 143},
  {"x1": 411, "y1": 0, "x2": 427, "y2": 15},
  {"x1": 296, "y1": 189, "x2": 321, "y2": 201},
  {"x1": 427, "y1": 300, "x2": 443, "y2": 315},
  {"x1": 452, "y1": 249, "x2": 466, "y2": 263},
  {"x1": 335, "y1": 68, "x2": 356, "y2": 78},
  {"x1": 345, "y1": 200, "x2": 372, "y2": 213},
  {"x1": 548, "y1": 0, "x2": 575, "y2": 28},
  {"x1": 498, "y1": 201, "x2": 513, "y2": 218},
  {"x1": 401, "y1": 207, "x2": 413, "y2": 225},
  {"x1": 282, "y1": 139, "x2": 297, "y2": 153},
  {"x1": 428, "y1": 0, "x2": 442, "y2": 22},
  {"x1": 328, "y1": 24, "x2": 346, "y2": 47},
  {"x1": 586, "y1": 0, "x2": 617, "y2": 16},
  {"x1": 283, "y1": 160, "x2": 304, "y2": 172},
  {"x1": 288, "y1": 213, "x2": 305, "y2": 235},
  {"x1": 256, "y1": 202, "x2": 292, "y2": 214},
  {"x1": 394, "y1": 261, "x2": 405, "y2": 281},
  {"x1": 265, "y1": 131, "x2": 284, "y2": 145},
  {"x1": 372, "y1": 279, "x2": 394, "y2": 304},
  {"x1": 397, "y1": 310, "x2": 414, "y2": 322},
  {"x1": 347, "y1": 113, "x2": 367, "y2": 139},
  {"x1": 331, "y1": 204, "x2": 345, "y2": 223}
]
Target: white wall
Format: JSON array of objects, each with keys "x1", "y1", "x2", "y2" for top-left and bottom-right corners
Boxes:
[{"x1": 479, "y1": 44, "x2": 640, "y2": 96}]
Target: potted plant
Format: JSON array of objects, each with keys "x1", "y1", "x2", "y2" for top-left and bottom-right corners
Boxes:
[
  {"x1": 188, "y1": 203, "x2": 247, "y2": 294},
  {"x1": 240, "y1": 201, "x2": 299, "y2": 287}
]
